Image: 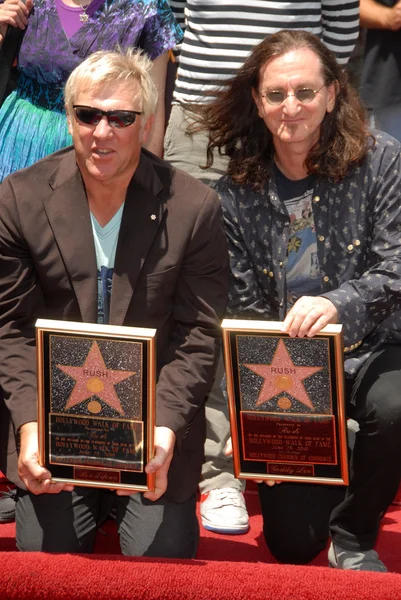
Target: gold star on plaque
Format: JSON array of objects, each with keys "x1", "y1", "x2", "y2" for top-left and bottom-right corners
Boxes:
[
  {"x1": 57, "y1": 342, "x2": 136, "y2": 415},
  {"x1": 244, "y1": 339, "x2": 323, "y2": 410}
]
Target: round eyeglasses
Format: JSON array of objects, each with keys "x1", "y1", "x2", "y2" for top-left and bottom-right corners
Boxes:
[{"x1": 261, "y1": 84, "x2": 326, "y2": 106}]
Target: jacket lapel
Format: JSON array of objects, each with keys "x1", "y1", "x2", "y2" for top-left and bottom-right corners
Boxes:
[
  {"x1": 44, "y1": 151, "x2": 98, "y2": 323},
  {"x1": 110, "y1": 152, "x2": 166, "y2": 325}
]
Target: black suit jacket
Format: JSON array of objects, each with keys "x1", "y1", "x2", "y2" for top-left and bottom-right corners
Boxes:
[{"x1": 0, "y1": 147, "x2": 228, "y2": 500}]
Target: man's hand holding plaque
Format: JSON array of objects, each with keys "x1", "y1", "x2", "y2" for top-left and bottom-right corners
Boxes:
[
  {"x1": 18, "y1": 421, "x2": 74, "y2": 495},
  {"x1": 282, "y1": 296, "x2": 338, "y2": 338},
  {"x1": 222, "y1": 318, "x2": 349, "y2": 486},
  {"x1": 116, "y1": 426, "x2": 176, "y2": 501}
]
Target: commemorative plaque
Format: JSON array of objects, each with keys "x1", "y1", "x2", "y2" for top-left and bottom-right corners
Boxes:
[
  {"x1": 222, "y1": 319, "x2": 349, "y2": 485},
  {"x1": 36, "y1": 319, "x2": 156, "y2": 491}
]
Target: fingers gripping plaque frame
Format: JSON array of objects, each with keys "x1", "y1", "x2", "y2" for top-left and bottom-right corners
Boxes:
[
  {"x1": 222, "y1": 319, "x2": 349, "y2": 486},
  {"x1": 36, "y1": 319, "x2": 156, "y2": 492}
]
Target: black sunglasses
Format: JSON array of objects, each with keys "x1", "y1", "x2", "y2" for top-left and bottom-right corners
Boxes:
[
  {"x1": 261, "y1": 84, "x2": 326, "y2": 106},
  {"x1": 73, "y1": 105, "x2": 142, "y2": 128}
]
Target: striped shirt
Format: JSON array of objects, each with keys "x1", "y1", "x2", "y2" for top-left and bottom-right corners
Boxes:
[{"x1": 169, "y1": 0, "x2": 360, "y2": 103}]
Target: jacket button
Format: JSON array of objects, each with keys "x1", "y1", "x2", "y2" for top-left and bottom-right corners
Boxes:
[
  {"x1": 323, "y1": 275, "x2": 329, "y2": 283},
  {"x1": 313, "y1": 196, "x2": 320, "y2": 203},
  {"x1": 318, "y1": 235, "x2": 325, "y2": 242},
  {"x1": 269, "y1": 271, "x2": 274, "y2": 278},
  {"x1": 347, "y1": 244, "x2": 354, "y2": 251},
  {"x1": 354, "y1": 239, "x2": 361, "y2": 246},
  {"x1": 263, "y1": 268, "x2": 268, "y2": 275}
]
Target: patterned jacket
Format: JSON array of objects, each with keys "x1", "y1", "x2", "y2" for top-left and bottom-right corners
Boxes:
[{"x1": 216, "y1": 131, "x2": 401, "y2": 377}]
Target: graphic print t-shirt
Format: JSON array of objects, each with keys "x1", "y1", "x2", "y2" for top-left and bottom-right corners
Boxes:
[
  {"x1": 90, "y1": 204, "x2": 124, "y2": 324},
  {"x1": 275, "y1": 166, "x2": 320, "y2": 307}
]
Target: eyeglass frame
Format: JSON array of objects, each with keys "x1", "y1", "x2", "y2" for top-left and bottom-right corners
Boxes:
[
  {"x1": 259, "y1": 84, "x2": 326, "y2": 106},
  {"x1": 72, "y1": 105, "x2": 143, "y2": 128}
]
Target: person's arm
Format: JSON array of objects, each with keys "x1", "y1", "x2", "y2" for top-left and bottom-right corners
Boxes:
[
  {"x1": 118, "y1": 426, "x2": 176, "y2": 500},
  {"x1": 284, "y1": 140, "x2": 401, "y2": 343},
  {"x1": 360, "y1": 0, "x2": 401, "y2": 30},
  {"x1": 168, "y1": 0, "x2": 186, "y2": 32},
  {"x1": 282, "y1": 296, "x2": 338, "y2": 338},
  {"x1": 138, "y1": 1, "x2": 183, "y2": 155},
  {"x1": 0, "y1": 0, "x2": 32, "y2": 46},
  {"x1": 217, "y1": 179, "x2": 275, "y2": 320},
  {"x1": 155, "y1": 187, "x2": 228, "y2": 446},
  {"x1": 119, "y1": 185, "x2": 228, "y2": 501},
  {"x1": 152, "y1": 188, "x2": 228, "y2": 500},
  {"x1": 144, "y1": 51, "x2": 168, "y2": 157},
  {"x1": 0, "y1": 178, "x2": 72, "y2": 494},
  {"x1": 321, "y1": 0, "x2": 360, "y2": 65},
  {"x1": 18, "y1": 422, "x2": 74, "y2": 494}
]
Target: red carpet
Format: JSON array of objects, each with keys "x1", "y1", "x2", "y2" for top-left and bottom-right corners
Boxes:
[
  {"x1": 2, "y1": 553, "x2": 401, "y2": 600},
  {"x1": 1, "y1": 485, "x2": 401, "y2": 599}
]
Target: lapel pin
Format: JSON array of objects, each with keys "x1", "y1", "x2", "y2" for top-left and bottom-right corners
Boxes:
[{"x1": 150, "y1": 214, "x2": 157, "y2": 220}]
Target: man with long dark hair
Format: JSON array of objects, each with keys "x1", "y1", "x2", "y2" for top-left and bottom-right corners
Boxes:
[
  {"x1": 201, "y1": 30, "x2": 401, "y2": 571},
  {"x1": 165, "y1": 0, "x2": 359, "y2": 537}
]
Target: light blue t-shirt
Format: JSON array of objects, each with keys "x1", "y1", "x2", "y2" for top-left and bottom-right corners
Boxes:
[{"x1": 90, "y1": 204, "x2": 124, "y2": 324}]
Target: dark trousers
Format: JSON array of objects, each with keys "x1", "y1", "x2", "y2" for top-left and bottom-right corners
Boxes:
[
  {"x1": 16, "y1": 487, "x2": 199, "y2": 558},
  {"x1": 258, "y1": 344, "x2": 401, "y2": 564}
]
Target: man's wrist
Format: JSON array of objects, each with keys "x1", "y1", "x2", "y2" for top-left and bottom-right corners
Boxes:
[
  {"x1": 384, "y1": 7, "x2": 398, "y2": 30},
  {"x1": 18, "y1": 421, "x2": 38, "y2": 440}
]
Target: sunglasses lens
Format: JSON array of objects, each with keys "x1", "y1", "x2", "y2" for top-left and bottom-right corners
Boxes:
[
  {"x1": 75, "y1": 107, "x2": 101, "y2": 125},
  {"x1": 296, "y1": 89, "x2": 315, "y2": 103},
  {"x1": 108, "y1": 111, "x2": 137, "y2": 128},
  {"x1": 74, "y1": 106, "x2": 139, "y2": 128},
  {"x1": 265, "y1": 91, "x2": 286, "y2": 105}
]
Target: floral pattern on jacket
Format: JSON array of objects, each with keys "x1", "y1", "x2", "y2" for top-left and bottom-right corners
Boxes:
[
  {"x1": 216, "y1": 131, "x2": 401, "y2": 376},
  {"x1": 18, "y1": 0, "x2": 182, "y2": 86}
]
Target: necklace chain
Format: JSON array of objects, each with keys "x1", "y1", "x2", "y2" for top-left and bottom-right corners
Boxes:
[{"x1": 78, "y1": 0, "x2": 90, "y2": 22}]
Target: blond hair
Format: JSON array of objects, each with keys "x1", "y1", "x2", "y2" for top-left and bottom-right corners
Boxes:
[{"x1": 64, "y1": 48, "x2": 158, "y2": 120}]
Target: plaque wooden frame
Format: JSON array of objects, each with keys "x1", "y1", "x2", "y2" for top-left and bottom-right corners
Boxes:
[
  {"x1": 222, "y1": 319, "x2": 349, "y2": 485},
  {"x1": 36, "y1": 319, "x2": 156, "y2": 492}
]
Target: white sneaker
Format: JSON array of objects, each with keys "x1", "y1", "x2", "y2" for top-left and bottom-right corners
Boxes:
[{"x1": 200, "y1": 487, "x2": 249, "y2": 534}]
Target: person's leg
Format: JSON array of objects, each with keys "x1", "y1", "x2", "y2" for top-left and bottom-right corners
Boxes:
[
  {"x1": 117, "y1": 492, "x2": 199, "y2": 558},
  {"x1": 200, "y1": 354, "x2": 243, "y2": 493},
  {"x1": 199, "y1": 352, "x2": 248, "y2": 533},
  {"x1": 163, "y1": 104, "x2": 229, "y2": 185},
  {"x1": 16, "y1": 486, "x2": 102, "y2": 552},
  {"x1": 0, "y1": 388, "x2": 16, "y2": 524},
  {"x1": 259, "y1": 480, "x2": 345, "y2": 564},
  {"x1": 164, "y1": 111, "x2": 245, "y2": 532},
  {"x1": 0, "y1": 487, "x2": 16, "y2": 523},
  {"x1": 329, "y1": 344, "x2": 401, "y2": 567}
]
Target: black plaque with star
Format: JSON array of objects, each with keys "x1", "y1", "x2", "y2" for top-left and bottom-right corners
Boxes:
[
  {"x1": 222, "y1": 319, "x2": 349, "y2": 485},
  {"x1": 36, "y1": 319, "x2": 156, "y2": 491}
]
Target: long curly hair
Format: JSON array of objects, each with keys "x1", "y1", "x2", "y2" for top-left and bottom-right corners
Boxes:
[{"x1": 198, "y1": 30, "x2": 371, "y2": 190}]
